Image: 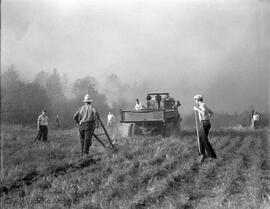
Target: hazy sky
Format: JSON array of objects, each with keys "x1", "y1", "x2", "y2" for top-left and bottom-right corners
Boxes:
[{"x1": 2, "y1": 0, "x2": 270, "y2": 114}]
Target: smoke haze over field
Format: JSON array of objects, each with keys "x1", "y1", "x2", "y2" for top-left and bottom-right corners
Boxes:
[{"x1": 2, "y1": 0, "x2": 270, "y2": 114}]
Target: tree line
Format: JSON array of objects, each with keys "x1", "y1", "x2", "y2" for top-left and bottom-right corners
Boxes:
[
  {"x1": 1, "y1": 66, "x2": 128, "y2": 128},
  {"x1": 1, "y1": 66, "x2": 268, "y2": 129}
]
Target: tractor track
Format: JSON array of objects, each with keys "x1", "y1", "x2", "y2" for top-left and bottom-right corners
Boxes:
[
  {"x1": 130, "y1": 134, "x2": 244, "y2": 209},
  {"x1": 1, "y1": 130, "x2": 269, "y2": 209},
  {"x1": 0, "y1": 153, "x2": 103, "y2": 196}
]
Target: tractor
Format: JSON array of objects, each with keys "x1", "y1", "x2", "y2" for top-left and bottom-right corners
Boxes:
[{"x1": 120, "y1": 93, "x2": 182, "y2": 137}]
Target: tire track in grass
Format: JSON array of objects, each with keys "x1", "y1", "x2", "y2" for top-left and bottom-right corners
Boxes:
[
  {"x1": 221, "y1": 132, "x2": 270, "y2": 208},
  {"x1": 237, "y1": 133, "x2": 268, "y2": 208},
  {"x1": 164, "y1": 133, "x2": 244, "y2": 209},
  {"x1": 0, "y1": 153, "x2": 103, "y2": 196},
  {"x1": 200, "y1": 134, "x2": 261, "y2": 209},
  {"x1": 182, "y1": 134, "x2": 247, "y2": 209},
  {"x1": 257, "y1": 131, "x2": 270, "y2": 205},
  {"x1": 163, "y1": 133, "x2": 245, "y2": 209},
  {"x1": 129, "y1": 139, "x2": 200, "y2": 209},
  {"x1": 131, "y1": 133, "x2": 242, "y2": 209}
]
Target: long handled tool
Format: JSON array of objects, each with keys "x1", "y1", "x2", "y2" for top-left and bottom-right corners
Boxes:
[
  {"x1": 194, "y1": 109, "x2": 201, "y2": 155},
  {"x1": 96, "y1": 113, "x2": 115, "y2": 149}
]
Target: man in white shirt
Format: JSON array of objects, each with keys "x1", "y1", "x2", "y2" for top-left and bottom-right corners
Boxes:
[
  {"x1": 35, "y1": 109, "x2": 49, "y2": 142},
  {"x1": 135, "y1": 99, "x2": 145, "y2": 111},
  {"x1": 252, "y1": 111, "x2": 260, "y2": 130},
  {"x1": 193, "y1": 94, "x2": 217, "y2": 162},
  {"x1": 107, "y1": 112, "x2": 115, "y2": 128}
]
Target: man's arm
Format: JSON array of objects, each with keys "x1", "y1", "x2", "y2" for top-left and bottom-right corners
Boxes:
[
  {"x1": 37, "y1": 115, "x2": 40, "y2": 130},
  {"x1": 193, "y1": 106, "x2": 204, "y2": 115},
  {"x1": 205, "y1": 104, "x2": 213, "y2": 117},
  {"x1": 73, "y1": 109, "x2": 80, "y2": 124},
  {"x1": 194, "y1": 104, "x2": 212, "y2": 117}
]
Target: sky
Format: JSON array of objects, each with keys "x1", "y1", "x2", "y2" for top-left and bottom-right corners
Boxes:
[{"x1": 2, "y1": 0, "x2": 270, "y2": 114}]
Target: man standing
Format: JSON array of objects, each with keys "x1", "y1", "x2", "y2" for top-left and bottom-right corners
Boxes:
[
  {"x1": 107, "y1": 112, "x2": 115, "y2": 129},
  {"x1": 73, "y1": 94, "x2": 99, "y2": 156},
  {"x1": 193, "y1": 94, "x2": 217, "y2": 162},
  {"x1": 35, "y1": 109, "x2": 49, "y2": 142},
  {"x1": 55, "y1": 115, "x2": 60, "y2": 129},
  {"x1": 155, "y1": 93, "x2": 161, "y2": 109},
  {"x1": 252, "y1": 111, "x2": 260, "y2": 130}
]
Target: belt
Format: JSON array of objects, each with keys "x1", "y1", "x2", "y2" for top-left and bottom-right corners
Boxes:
[{"x1": 201, "y1": 120, "x2": 210, "y2": 122}]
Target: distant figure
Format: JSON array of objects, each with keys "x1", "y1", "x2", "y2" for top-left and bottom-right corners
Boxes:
[
  {"x1": 35, "y1": 109, "x2": 49, "y2": 142},
  {"x1": 107, "y1": 112, "x2": 116, "y2": 129},
  {"x1": 173, "y1": 100, "x2": 181, "y2": 109},
  {"x1": 193, "y1": 94, "x2": 217, "y2": 162},
  {"x1": 151, "y1": 97, "x2": 156, "y2": 109},
  {"x1": 135, "y1": 99, "x2": 145, "y2": 111},
  {"x1": 252, "y1": 111, "x2": 260, "y2": 130},
  {"x1": 73, "y1": 94, "x2": 99, "y2": 156},
  {"x1": 164, "y1": 95, "x2": 175, "y2": 109},
  {"x1": 55, "y1": 115, "x2": 60, "y2": 129},
  {"x1": 155, "y1": 93, "x2": 162, "y2": 109},
  {"x1": 146, "y1": 95, "x2": 152, "y2": 109},
  {"x1": 146, "y1": 95, "x2": 156, "y2": 109}
]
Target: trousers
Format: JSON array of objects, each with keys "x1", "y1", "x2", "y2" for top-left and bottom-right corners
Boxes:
[
  {"x1": 199, "y1": 120, "x2": 217, "y2": 158},
  {"x1": 79, "y1": 121, "x2": 96, "y2": 154},
  {"x1": 35, "y1": 125, "x2": 48, "y2": 142}
]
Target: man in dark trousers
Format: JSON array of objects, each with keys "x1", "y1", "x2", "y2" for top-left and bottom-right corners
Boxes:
[
  {"x1": 35, "y1": 109, "x2": 49, "y2": 142},
  {"x1": 155, "y1": 93, "x2": 161, "y2": 109},
  {"x1": 73, "y1": 94, "x2": 99, "y2": 156},
  {"x1": 193, "y1": 94, "x2": 217, "y2": 162}
]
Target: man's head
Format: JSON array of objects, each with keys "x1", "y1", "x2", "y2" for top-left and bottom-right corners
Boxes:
[
  {"x1": 42, "y1": 109, "x2": 47, "y2": 115},
  {"x1": 194, "y1": 94, "x2": 203, "y2": 103},
  {"x1": 136, "y1": 99, "x2": 139, "y2": 103},
  {"x1": 83, "y1": 94, "x2": 93, "y2": 104}
]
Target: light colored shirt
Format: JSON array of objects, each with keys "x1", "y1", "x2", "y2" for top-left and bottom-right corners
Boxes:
[
  {"x1": 135, "y1": 102, "x2": 143, "y2": 111},
  {"x1": 73, "y1": 104, "x2": 98, "y2": 124},
  {"x1": 38, "y1": 114, "x2": 48, "y2": 126},
  {"x1": 107, "y1": 113, "x2": 115, "y2": 125},
  {"x1": 253, "y1": 114, "x2": 259, "y2": 121}
]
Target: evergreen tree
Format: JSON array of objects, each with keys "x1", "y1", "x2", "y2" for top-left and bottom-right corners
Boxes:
[{"x1": 33, "y1": 70, "x2": 50, "y2": 88}]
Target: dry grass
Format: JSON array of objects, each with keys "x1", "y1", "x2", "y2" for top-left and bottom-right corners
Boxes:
[{"x1": 0, "y1": 125, "x2": 269, "y2": 209}]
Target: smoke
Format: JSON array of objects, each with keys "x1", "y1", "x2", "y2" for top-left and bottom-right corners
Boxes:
[{"x1": 2, "y1": 0, "x2": 269, "y2": 114}]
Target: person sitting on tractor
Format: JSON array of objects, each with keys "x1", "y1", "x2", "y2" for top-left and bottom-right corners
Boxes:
[
  {"x1": 164, "y1": 95, "x2": 175, "y2": 109},
  {"x1": 135, "y1": 99, "x2": 145, "y2": 111},
  {"x1": 155, "y1": 93, "x2": 162, "y2": 109},
  {"x1": 146, "y1": 95, "x2": 153, "y2": 109}
]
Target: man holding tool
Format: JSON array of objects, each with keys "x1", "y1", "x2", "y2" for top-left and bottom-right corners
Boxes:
[
  {"x1": 73, "y1": 94, "x2": 99, "y2": 156},
  {"x1": 193, "y1": 94, "x2": 217, "y2": 162}
]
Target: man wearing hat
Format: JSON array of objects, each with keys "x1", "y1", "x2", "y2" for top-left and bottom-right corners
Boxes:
[
  {"x1": 193, "y1": 94, "x2": 217, "y2": 162},
  {"x1": 73, "y1": 94, "x2": 99, "y2": 155},
  {"x1": 35, "y1": 109, "x2": 49, "y2": 142}
]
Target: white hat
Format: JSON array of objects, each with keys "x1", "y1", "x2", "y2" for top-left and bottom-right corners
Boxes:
[
  {"x1": 194, "y1": 94, "x2": 203, "y2": 101},
  {"x1": 83, "y1": 94, "x2": 93, "y2": 102}
]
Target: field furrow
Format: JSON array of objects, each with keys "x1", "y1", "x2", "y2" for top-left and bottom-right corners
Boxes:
[{"x1": 1, "y1": 127, "x2": 269, "y2": 209}]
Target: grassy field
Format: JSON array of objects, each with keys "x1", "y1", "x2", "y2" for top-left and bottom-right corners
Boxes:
[{"x1": 0, "y1": 125, "x2": 269, "y2": 209}]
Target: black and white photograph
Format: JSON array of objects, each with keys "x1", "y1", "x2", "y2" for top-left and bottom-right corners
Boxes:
[{"x1": 1, "y1": 0, "x2": 270, "y2": 208}]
